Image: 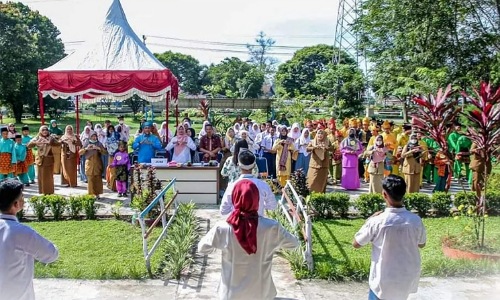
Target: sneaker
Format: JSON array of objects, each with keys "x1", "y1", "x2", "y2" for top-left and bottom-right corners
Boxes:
[{"x1": 25, "y1": 183, "x2": 30, "y2": 187}]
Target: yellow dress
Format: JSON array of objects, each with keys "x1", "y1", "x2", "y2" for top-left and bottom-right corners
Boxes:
[
  {"x1": 393, "y1": 133, "x2": 409, "y2": 176},
  {"x1": 382, "y1": 132, "x2": 397, "y2": 176},
  {"x1": 272, "y1": 138, "x2": 296, "y2": 187}
]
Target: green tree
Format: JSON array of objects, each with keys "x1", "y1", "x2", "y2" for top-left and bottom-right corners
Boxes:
[
  {"x1": 354, "y1": 0, "x2": 500, "y2": 98},
  {"x1": 154, "y1": 51, "x2": 204, "y2": 95},
  {"x1": 205, "y1": 57, "x2": 265, "y2": 98},
  {"x1": 275, "y1": 44, "x2": 356, "y2": 98},
  {"x1": 123, "y1": 94, "x2": 146, "y2": 115},
  {"x1": 314, "y1": 63, "x2": 366, "y2": 117},
  {"x1": 247, "y1": 31, "x2": 278, "y2": 76},
  {"x1": 0, "y1": 2, "x2": 65, "y2": 122}
]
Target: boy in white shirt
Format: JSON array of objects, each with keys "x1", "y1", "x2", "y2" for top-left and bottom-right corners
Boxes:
[
  {"x1": 0, "y1": 179, "x2": 59, "y2": 300},
  {"x1": 353, "y1": 175, "x2": 426, "y2": 300}
]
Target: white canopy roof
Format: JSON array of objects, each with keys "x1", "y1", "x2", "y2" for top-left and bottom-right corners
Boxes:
[{"x1": 45, "y1": 0, "x2": 166, "y2": 71}]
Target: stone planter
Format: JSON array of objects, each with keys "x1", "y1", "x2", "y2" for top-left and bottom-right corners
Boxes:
[{"x1": 442, "y1": 238, "x2": 500, "y2": 261}]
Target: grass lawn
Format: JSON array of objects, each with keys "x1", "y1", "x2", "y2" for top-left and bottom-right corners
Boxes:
[
  {"x1": 29, "y1": 220, "x2": 164, "y2": 279},
  {"x1": 310, "y1": 217, "x2": 500, "y2": 280}
]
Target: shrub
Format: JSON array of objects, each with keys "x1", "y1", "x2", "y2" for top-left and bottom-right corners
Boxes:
[
  {"x1": 486, "y1": 191, "x2": 500, "y2": 216},
  {"x1": 45, "y1": 195, "x2": 67, "y2": 221},
  {"x1": 430, "y1": 192, "x2": 452, "y2": 217},
  {"x1": 16, "y1": 209, "x2": 24, "y2": 221},
  {"x1": 308, "y1": 192, "x2": 329, "y2": 218},
  {"x1": 329, "y1": 193, "x2": 350, "y2": 218},
  {"x1": 29, "y1": 195, "x2": 47, "y2": 221},
  {"x1": 453, "y1": 191, "x2": 477, "y2": 209},
  {"x1": 68, "y1": 195, "x2": 83, "y2": 219},
  {"x1": 355, "y1": 194, "x2": 385, "y2": 218},
  {"x1": 404, "y1": 193, "x2": 431, "y2": 218},
  {"x1": 80, "y1": 195, "x2": 98, "y2": 220},
  {"x1": 112, "y1": 201, "x2": 123, "y2": 220},
  {"x1": 290, "y1": 169, "x2": 310, "y2": 198}
]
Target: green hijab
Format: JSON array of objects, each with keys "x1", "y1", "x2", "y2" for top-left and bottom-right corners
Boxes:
[{"x1": 49, "y1": 120, "x2": 63, "y2": 136}]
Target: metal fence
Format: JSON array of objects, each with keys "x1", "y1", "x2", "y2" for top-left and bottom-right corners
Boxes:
[
  {"x1": 279, "y1": 180, "x2": 314, "y2": 271},
  {"x1": 137, "y1": 178, "x2": 179, "y2": 277}
]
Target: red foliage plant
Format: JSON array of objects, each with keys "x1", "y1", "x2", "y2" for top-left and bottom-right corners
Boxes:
[
  {"x1": 411, "y1": 85, "x2": 461, "y2": 156},
  {"x1": 460, "y1": 82, "x2": 500, "y2": 160},
  {"x1": 198, "y1": 99, "x2": 210, "y2": 120}
]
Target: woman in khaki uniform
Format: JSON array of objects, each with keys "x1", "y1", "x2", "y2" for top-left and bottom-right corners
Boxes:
[
  {"x1": 48, "y1": 120, "x2": 63, "y2": 174},
  {"x1": 365, "y1": 135, "x2": 388, "y2": 194},
  {"x1": 27, "y1": 126, "x2": 60, "y2": 194},
  {"x1": 60, "y1": 125, "x2": 82, "y2": 187},
  {"x1": 307, "y1": 129, "x2": 334, "y2": 193},
  {"x1": 401, "y1": 134, "x2": 423, "y2": 193},
  {"x1": 79, "y1": 131, "x2": 107, "y2": 198}
]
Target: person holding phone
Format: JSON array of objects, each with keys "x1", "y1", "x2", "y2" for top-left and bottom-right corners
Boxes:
[{"x1": 401, "y1": 133, "x2": 423, "y2": 193}]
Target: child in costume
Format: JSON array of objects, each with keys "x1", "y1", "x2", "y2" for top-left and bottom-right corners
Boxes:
[
  {"x1": 21, "y1": 126, "x2": 35, "y2": 183},
  {"x1": 14, "y1": 134, "x2": 29, "y2": 186},
  {"x1": 0, "y1": 127, "x2": 16, "y2": 180},
  {"x1": 434, "y1": 149, "x2": 451, "y2": 192},
  {"x1": 110, "y1": 141, "x2": 131, "y2": 197}
]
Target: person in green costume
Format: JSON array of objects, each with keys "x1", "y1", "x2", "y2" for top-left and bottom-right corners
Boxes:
[
  {"x1": 455, "y1": 135, "x2": 472, "y2": 181},
  {"x1": 446, "y1": 121, "x2": 462, "y2": 178},
  {"x1": 422, "y1": 136, "x2": 440, "y2": 184}
]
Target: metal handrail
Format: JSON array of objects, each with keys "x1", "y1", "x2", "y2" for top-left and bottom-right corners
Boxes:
[
  {"x1": 279, "y1": 181, "x2": 314, "y2": 271},
  {"x1": 137, "y1": 178, "x2": 179, "y2": 277}
]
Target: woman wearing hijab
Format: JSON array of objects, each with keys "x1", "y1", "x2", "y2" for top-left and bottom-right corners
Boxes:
[
  {"x1": 198, "y1": 180, "x2": 298, "y2": 300},
  {"x1": 27, "y1": 125, "x2": 60, "y2": 194},
  {"x1": 79, "y1": 131, "x2": 107, "y2": 199},
  {"x1": 401, "y1": 133, "x2": 423, "y2": 193},
  {"x1": 94, "y1": 124, "x2": 107, "y2": 178},
  {"x1": 79, "y1": 126, "x2": 92, "y2": 182},
  {"x1": 166, "y1": 125, "x2": 196, "y2": 163},
  {"x1": 238, "y1": 130, "x2": 259, "y2": 153},
  {"x1": 288, "y1": 123, "x2": 301, "y2": 141},
  {"x1": 7, "y1": 123, "x2": 16, "y2": 139},
  {"x1": 60, "y1": 125, "x2": 82, "y2": 187},
  {"x1": 249, "y1": 123, "x2": 260, "y2": 141},
  {"x1": 105, "y1": 124, "x2": 121, "y2": 191},
  {"x1": 48, "y1": 119, "x2": 63, "y2": 175},
  {"x1": 340, "y1": 128, "x2": 364, "y2": 190},
  {"x1": 365, "y1": 135, "x2": 388, "y2": 193},
  {"x1": 295, "y1": 128, "x2": 311, "y2": 174},
  {"x1": 330, "y1": 130, "x2": 344, "y2": 184},
  {"x1": 221, "y1": 139, "x2": 259, "y2": 183},
  {"x1": 221, "y1": 128, "x2": 237, "y2": 191},
  {"x1": 198, "y1": 120, "x2": 211, "y2": 139},
  {"x1": 306, "y1": 129, "x2": 334, "y2": 193},
  {"x1": 272, "y1": 127, "x2": 296, "y2": 187},
  {"x1": 159, "y1": 121, "x2": 172, "y2": 145},
  {"x1": 233, "y1": 123, "x2": 242, "y2": 139}
]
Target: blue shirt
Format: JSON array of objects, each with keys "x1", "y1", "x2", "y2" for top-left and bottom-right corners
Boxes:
[
  {"x1": 14, "y1": 143, "x2": 27, "y2": 162},
  {"x1": 0, "y1": 138, "x2": 16, "y2": 164},
  {"x1": 132, "y1": 134, "x2": 162, "y2": 163}
]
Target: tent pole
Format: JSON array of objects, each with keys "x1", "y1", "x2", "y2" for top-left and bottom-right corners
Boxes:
[
  {"x1": 166, "y1": 92, "x2": 169, "y2": 143},
  {"x1": 175, "y1": 104, "x2": 179, "y2": 127},
  {"x1": 39, "y1": 92, "x2": 45, "y2": 125},
  {"x1": 76, "y1": 96, "x2": 80, "y2": 135}
]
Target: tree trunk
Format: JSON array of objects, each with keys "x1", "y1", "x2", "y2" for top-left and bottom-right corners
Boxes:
[{"x1": 12, "y1": 100, "x2": 24, "y2": 124}]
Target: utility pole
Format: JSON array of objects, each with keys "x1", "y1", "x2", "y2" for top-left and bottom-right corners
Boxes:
[{"x1": 333, "y1": 0, "x2": 370, "y2": 114}]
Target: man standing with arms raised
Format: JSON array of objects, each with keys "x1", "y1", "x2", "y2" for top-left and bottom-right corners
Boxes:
[
  {"x1": 0, "y1": 179, "x2": 59, "y2": 300},
  {"x1": 353, "y1": 175, "x2": 426, "y2": 300}
]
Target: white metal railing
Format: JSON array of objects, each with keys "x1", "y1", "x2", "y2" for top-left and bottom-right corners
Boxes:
[
  {"x1": 279, "y1": 180, "x2": 314, "y2": 271},
  {"x1": 137, "y1": 178, "x2": 179, "y2": 277}
]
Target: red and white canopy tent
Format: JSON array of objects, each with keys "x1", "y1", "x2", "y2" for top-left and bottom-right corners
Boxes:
[{"x1": 37, "y1": 0, "x2": 178, "y2": 134}]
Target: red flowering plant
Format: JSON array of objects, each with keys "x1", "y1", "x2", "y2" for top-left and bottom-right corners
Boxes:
[
  {"x1": 198, "y1": 99, "x2": 210, "y2": 120},
  {"x1": 411, "y1": 84, "x2": 461, "y2": 160},
  {"x1": 459, "y1": 82, "x2": 500, "y2": 248}
]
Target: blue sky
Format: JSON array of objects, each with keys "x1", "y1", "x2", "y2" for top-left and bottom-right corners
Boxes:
[{"x1": 19, "y1": 0, "x2": 339, "y2": 65}]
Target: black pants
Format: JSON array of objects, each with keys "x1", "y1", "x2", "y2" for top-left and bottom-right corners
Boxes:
[
  {"x1": 358, "y1": 157, "x2": 365, "y2": 178},
  {"x1": 263, "y1": 152, "x2": 277, "y2": 179}
]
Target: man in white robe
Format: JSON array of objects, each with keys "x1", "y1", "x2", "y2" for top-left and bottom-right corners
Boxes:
[{"x1": 198, "y1": 180, "x2": 299, "y2": 300}]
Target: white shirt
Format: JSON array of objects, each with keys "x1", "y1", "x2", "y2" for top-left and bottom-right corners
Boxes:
[
  {"x1": 261, "y1": 134, "x2": 277, "y2": 152},
  {"x1": 254, "y1": 131, "x2": 268, "y2": 145},
  {"x1": 355, "y1": 207, "x2": 427, "y2": 300},
  {"x1": 119, "y1": 123, "x2": 130, "y2": 142},
  {"x1": 198, "y1": 217, "x2": 299, "y2": 300},
  {"x1": 165, "y1": 137, "x2": 196, "y2": 163},
  {"x1": 220, "y1": 175, "x2": 277, "y2": 216},
  {"x1": 0, "y1": 214, "x2": 59, "y2": 300}
]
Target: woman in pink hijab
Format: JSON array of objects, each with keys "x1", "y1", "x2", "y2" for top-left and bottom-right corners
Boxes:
[{"x1": 166, "y1": 125, "x2": 196, "y2": 163}]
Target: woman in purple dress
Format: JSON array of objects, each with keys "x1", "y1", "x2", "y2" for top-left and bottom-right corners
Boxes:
[{"x1": 340, "y1": 128, "x2": 364, "y2": 190}]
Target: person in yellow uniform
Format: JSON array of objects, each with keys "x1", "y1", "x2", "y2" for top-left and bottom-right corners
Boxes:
[
  {"x1": 339, "y1": 118, "x2": 350, "y2": 138},
  {"x1": 417, "y1": 132, "x2": 429, "y2": 188},
  {"x1": 394, "y1": 124, "x2": 412, "y2": 176},
  {"x1": 360, "y1": 117, "x2": 372, "y2": 183},
  {"x1": 381, "y1": 121, "x2": 397, "y2": 176}
]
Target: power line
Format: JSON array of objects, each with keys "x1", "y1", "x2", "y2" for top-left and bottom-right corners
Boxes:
[
  {"x1": 147, "y1": 43, "x2": 295, "y2": 56},
  {"x1": 147, "y1": 35, "x2": 305, "y2": 50}
]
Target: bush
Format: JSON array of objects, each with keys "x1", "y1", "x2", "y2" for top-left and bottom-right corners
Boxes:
[
  {"x1": 355, "y1": 194, "x2": 385, "y2": 218},
  {"x1": 79, "y1": 195, "x2": 98, "y2": 220},
  {"x1": 290, "y1": 169, "x2": 310, "y2": 198},
  {"x1": 29, "y1": 195, "x2": 47, "y2": 221},
  {"x1": 453, "y1": 191, "x2": 477, "y2": 209},
  {"x1": 430, "y1": 192, "x2": 452, "y2": 217},
  {"x1": 16, "y1": 209, "x2": 24, "y2": 221},
  {"x1": 308, "y1": 192, "x2": 350, "y2": 219},
  {"x1": 45, "y1": 195, "x2": 68, "y2": 221},
  {"x1": 486, "y1": 191, "x2": 500, "y2": 216},
  {"x1": 68, "y1": 195, "x2": 83, "y2": 219},
  {"x1": 404, "y1": 193, "x2": 431, "y2": 218}
]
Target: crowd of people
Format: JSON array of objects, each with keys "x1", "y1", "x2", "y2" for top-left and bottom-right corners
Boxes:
[{"x1": 0, "y1": 111, "x2": 486, "y2": 201}]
